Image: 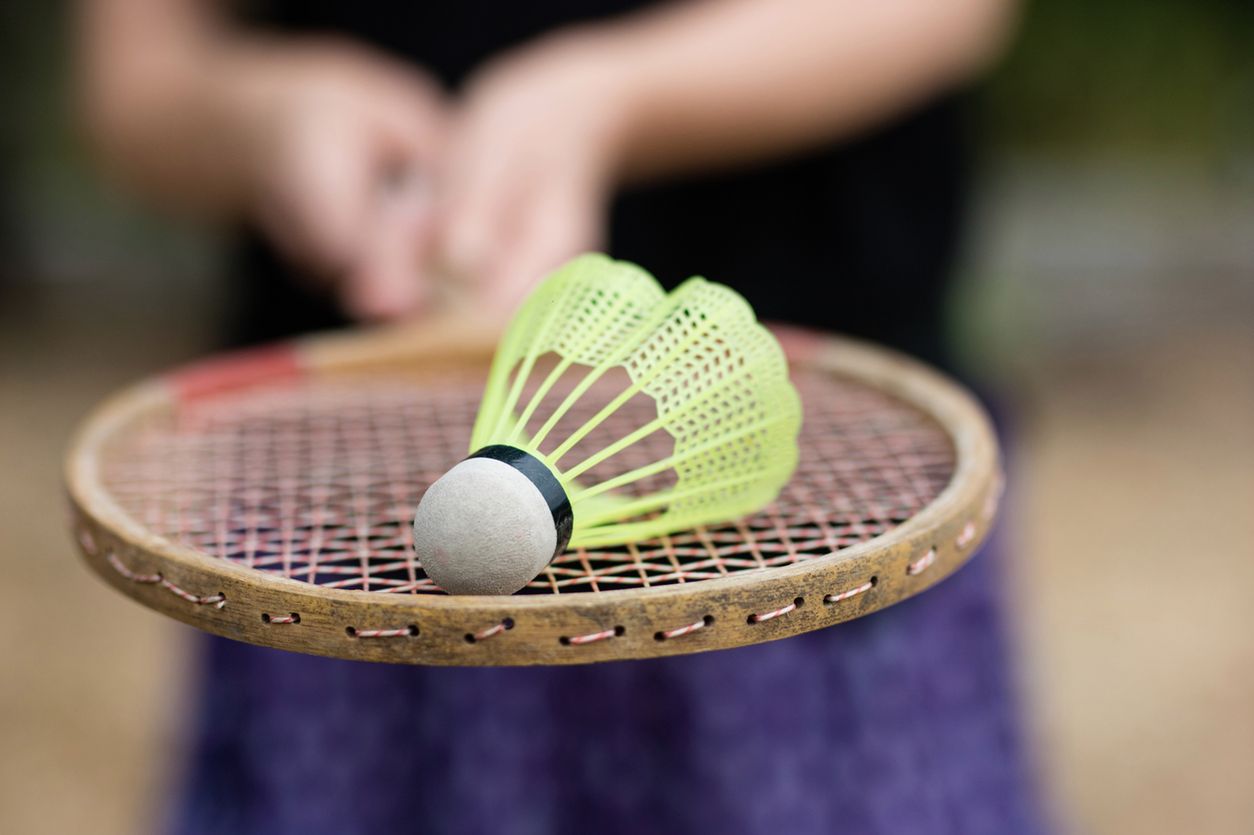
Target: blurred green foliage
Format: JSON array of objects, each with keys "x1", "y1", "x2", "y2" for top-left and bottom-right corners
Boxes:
[{"x1": 984, "y1": 0, "x2": 1254, "y2": 159}]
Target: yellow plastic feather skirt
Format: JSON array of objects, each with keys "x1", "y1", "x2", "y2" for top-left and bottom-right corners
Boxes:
[{"x1": 469, "y1": 253, "x2": 802, "y2": 549}]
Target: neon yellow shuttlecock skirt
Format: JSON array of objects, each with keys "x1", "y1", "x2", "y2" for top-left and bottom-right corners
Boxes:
[{"x1": 468, "y1": 253, "x2": 802, "y2": 550}]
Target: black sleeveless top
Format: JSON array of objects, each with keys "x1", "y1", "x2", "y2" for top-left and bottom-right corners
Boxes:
[{"x1": 231, "y1": 1, "x2": 970, "y2": 365}]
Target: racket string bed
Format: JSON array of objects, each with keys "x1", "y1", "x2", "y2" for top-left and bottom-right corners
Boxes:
[{"x1": 98, "y1": 371, "x2": 956, "y2": 598}]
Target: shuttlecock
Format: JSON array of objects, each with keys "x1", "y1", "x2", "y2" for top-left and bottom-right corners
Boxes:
[{"x1": 413, "y1": 254, "x2": 801, "y2": 595}]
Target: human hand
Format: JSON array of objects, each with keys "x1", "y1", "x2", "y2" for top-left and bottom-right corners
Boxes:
[
  {"x1": 437, "y1": 31, "x2": 638, "y2": 316},
  {"x1": 219, "y1": 40, "x2": 450, "y2": 320}
]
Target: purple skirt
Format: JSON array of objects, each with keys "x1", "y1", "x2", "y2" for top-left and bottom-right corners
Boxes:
[{"x1": 169, "y1": 523, "x2": 1045, "y2": 835}]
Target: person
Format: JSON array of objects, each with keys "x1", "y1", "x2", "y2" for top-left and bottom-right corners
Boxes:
[{"x1": 79, "y1": 2, "x2": 1044, "y2": 833}]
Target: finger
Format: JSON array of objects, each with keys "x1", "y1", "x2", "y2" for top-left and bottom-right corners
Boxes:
[
  {"x1": 341, "y1": 173, "x2": 435, "y2": 321},
  {"x1": 262, "y1": 124, "x2": 376, "y2": 278},
  {"x1": 437, "y1": 117, "x2": 522, "y2": 283},
  {"x1": 369, "y1": 73, "x2": 450, "y2": 177},
  {"x1": 480, "y1": 180, "x2": 604, "y2": 316}
]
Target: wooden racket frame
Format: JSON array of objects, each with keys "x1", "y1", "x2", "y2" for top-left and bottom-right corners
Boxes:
[{"x1": 66, "y1": 320, "x2": 1001, "y2": 666}]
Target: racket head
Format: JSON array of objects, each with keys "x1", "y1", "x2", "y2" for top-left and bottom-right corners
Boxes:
[{"x1": 65, "y1": 320, "x2": 1001, "y2": 666}]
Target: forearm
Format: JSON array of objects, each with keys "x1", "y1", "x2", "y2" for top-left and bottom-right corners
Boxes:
[
  {"x1": 594, "y1": 0, "x2": 1017, "y2": 180},
  {"x1": 77, "y1": 0, "x2": 263, "y2": 216}
]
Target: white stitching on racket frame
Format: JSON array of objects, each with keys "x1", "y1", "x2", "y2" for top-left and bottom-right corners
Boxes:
[
  {"x1": 468, "y1": 618, "x2": 514, "y2": 643},
  {"x1": 347, "y1": 625, "x2": 419, "y2": 639},
  {"x1": 656, "y1": 616, "x2": 710, "y2": 641},
  {"x1": 748, "y1": 600, "x2": 799, "y2": 624},
  {"x1": 907, "y1": 548, "x2": 937, "y2": 576},
  {"x1": 824, "y1": 578, "x2": 875, "y2": 604},
  {"x1": 562, "y1": 626, "x2": 623, "y2": 646},
  {"x1": 106, "y1": 551, "x2": 226, "y2": 609}
]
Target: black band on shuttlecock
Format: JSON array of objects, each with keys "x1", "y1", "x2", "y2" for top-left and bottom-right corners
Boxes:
[{"x1": 466, "y1": 445, "x2": 573, "y2": 556}]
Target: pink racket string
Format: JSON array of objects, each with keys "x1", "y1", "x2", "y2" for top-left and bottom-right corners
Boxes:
[
  {"x1": 99, "y1": 370, "x2": 956, "y2": 598},
  {"x1": 105, "y1": 551, "x2": 226, "y2": 609}
]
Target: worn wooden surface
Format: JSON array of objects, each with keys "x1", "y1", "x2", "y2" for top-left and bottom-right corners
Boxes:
[{"x1": 65, "y1": 323, "x2": 1001, "y2": 665}]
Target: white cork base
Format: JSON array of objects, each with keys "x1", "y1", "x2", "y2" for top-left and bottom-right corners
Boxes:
[{"x1": 413, "y1": 457, "x2": 558, "y2": 596}]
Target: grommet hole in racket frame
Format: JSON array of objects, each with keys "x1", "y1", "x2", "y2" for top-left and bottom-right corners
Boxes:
[{"x1": 65, "y1": 318, "x2": 1001, "y2": 666}]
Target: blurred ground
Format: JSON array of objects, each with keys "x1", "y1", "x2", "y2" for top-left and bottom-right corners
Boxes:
[
  {"x1": 1, "y1": 155, "x2": 1251, "y2": 834},
  {"x1": 1018, "y1": 325, "x2": 1254, "y2": 835},
  {"x1": 966, "y1": 156, "x2": 1254, "y2": 834},
  {"x1": 0, "y1": 281, "x2": 215, "y2": 835}
]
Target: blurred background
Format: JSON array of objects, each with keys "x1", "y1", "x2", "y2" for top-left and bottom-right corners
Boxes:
[{"x1": 1, "y1": 1, "x2": 1251, "y2": 833}]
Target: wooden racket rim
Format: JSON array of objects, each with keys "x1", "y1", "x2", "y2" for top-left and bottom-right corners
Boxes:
[{"x1": 65, "y1": 322, "x2": 1001, "y2": 666}]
